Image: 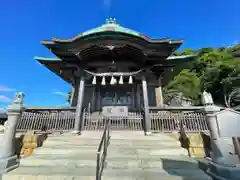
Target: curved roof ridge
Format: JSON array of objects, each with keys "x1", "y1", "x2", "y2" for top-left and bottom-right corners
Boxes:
[{"x1": 52, "y1": 19, "x2": 144, "y2": 43}]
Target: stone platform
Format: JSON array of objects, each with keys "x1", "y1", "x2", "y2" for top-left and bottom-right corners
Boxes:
[{"x1": 2, "y1": 131, "x2": 211, "y2": 180}]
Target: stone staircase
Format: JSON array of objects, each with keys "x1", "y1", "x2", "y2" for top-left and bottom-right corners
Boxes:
[
  {"x1": 2, "y1": 131, "x2": 212, "y2": 180},
  {"x1": 102, "y1": 131, "x2": 211, "y2": 180}
]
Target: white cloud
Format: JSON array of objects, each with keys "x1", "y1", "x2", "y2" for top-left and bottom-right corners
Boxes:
[
  {"x1": 0, "y1": 95, "x2": 11, "y2": 103},
  {"x1": 103, "y1": 0, "x2": 112, "y2": 11},
  {"x1": 52, "y1": 91, "x2": 68, "y2": 97},
  {"x1": 0, "y1": 85, "x2": 15, "y2": 92}
]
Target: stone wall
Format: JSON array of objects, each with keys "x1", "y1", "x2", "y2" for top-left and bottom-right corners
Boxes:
[
  {"x1": 19, "y1": 133, "x2": 47, "y2": 157},
  {"x1": 1, "y1": 132, "x2": 48, "y2": 158},
  {"x1": 166, "y1": 132, "x2": 209, "y2": 157}
]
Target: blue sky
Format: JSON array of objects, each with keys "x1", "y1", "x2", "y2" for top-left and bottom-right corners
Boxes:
[{"x1": 0, "y1": 0, "x2": 239, "y2": 108}]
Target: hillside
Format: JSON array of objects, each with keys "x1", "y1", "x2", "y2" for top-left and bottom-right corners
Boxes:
[{"x1": 166, "y1": 44, "x2": 240, "y2": 108}]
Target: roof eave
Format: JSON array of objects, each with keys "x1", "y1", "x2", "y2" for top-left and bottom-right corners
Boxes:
[
  {"x1": 35, "y1": 57, "x2": 72, "y2": 84},
  {"x1": 166, "y1": 54, "x2": 197, "y2": 60},
  {"x1": 34, "y1": 56, "x2": 62, "y2": 62},
  {"x1": 169, "y1": 39, "x2": 184, "y2": 44},
  {"x1": 50, "y1": 32, "x2": 183, "y2": 46},
  {"x1": 40, "y1": 40, "x2": 55, "y2": 45}
]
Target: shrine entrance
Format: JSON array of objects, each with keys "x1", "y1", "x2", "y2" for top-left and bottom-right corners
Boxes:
[
  {"x1": 100, "y1": 85, "x2": 135, "y2": 110},
  {"x1": 83, "y1": 84, "x2": 144, "y2": 131}
]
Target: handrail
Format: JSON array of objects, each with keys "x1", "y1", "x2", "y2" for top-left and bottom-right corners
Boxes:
[{"x1": 96, "y1": 118, "x2": 111, "y2": 180}]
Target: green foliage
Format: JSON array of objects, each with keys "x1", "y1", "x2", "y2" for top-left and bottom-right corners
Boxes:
[
  {"x1": 167, "y1": 70, "x2": 201, "y2": 100},
  {"x1": 166, "y1": 44, "x2": 240, "y2": 107}
]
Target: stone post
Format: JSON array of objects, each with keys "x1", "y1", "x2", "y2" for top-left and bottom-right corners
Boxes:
[
  {"x1": 0, "y1": 92, "x2": 25, "y2": 173},
  {"x1": 204, "y1": 105, "x2": 224, "y2": 162},
  {"x1": 142, "y1": 76, "x2": 151, "y2": 135},
  {"x1": 202, "y1": 91, "x2": 236, "y2": 164},
  {"x1": 201, "y1": 91, "x2": 240, "y2": 180}
]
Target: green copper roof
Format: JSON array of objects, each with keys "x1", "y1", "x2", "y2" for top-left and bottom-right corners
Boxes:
[
  {"x1": 80, "y1": 18, "x2": 140, "y2": 37},
  {"x1": 34, "y1": 56, "x2": 61, "y2": 61}
]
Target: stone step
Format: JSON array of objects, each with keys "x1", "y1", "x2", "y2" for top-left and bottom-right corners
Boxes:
[
  {"x1": 32, "y1": 146, "x2": 188, "y2": 156},
  {"x1": 109, "y1": 132, "x2": 178, "y2": 139},
  {"x1": 49, "y1": 131, "x2": 177, "y2": 139},
  {"x1": 2, "y1": 166, "x2": 210, "y2": 180},
  {"x1": 19, "y1": 157, "x2": 200, "y2": 169},
  {"x1": 108, "y1": 148, "x2": 188, "y2": 156},
  {"x1": 108, "y1": 136, "x2": 178, "y2": 141},
  {"x1": 2, "y1": 166, "x2": 95, "y2": 178},
  {"x1": 47, "y1": 135, "x2": 178, "y2": 142},
  {"x1": 19, "y1": 159, "x2": 96, "y2": 168},
  {"x1": 107, "y1": 143, "x2": 182, "y2": 149},
  {"x1": 44, "y1": 138, "x2": 180, "y2": 147},
  {"x1": 32, "y1": 147, "x2": 97, "y2": 155},
  {"x1": 29, "y1": 151, "x2": 188, "y2": 159},
  {"x1": 42, "y1": 142, "x2": 181, "y2": 150},
  {"x1": 43, "y1": 139, "x2": 181, "y2": 147},
  {"x1": 2, "y1": 174, "x2": 210, "y2": 180},
  {"x1": 47, "y1": 134, "x2": 176, "y2": 139},
  {"x1": 107, "y1": 152, "x2": 188, "y2": 158},
  {"x1": 20, "y1": 154, "x2": 191, "y2": 161},
  {"x1": 102, "y1": 168, "x2": 210, "y2": 179},
  {"x1": 45, "y1": 137, "x2": 101, "y2": 142}
]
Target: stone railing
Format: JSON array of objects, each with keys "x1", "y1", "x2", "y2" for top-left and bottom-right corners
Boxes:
[
  {"x1": 149, "y1": 106, "x2": 210, "y2": 133},
  {"x1": 16, "y1": 107, "x2": 76, "y2": 133},
  {"x1": 0, "y1": 93, "x2": 77, "y2": 173},
  {"x1": 148, "y1": 106, "x2": 212, "y2": 158}
]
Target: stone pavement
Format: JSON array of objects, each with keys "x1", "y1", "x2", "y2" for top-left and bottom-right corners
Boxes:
[{"x1": 1, "y1": 131, "x2": 212, "y2": 180}]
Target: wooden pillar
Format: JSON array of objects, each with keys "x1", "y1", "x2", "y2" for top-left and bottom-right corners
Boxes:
[
  {"x1": 73, "y1": 75, "x2": 85, "y2": 134},
  {"x1": 132, "y1": 85, "x2": 135, "y2": 110},
  {"x1": 136, "y1": 84, "x2": 141, "y2": 111},
  {"x1": 155, "y1": 76, "x2": 164, "y2": 107},
  {"x1": 142, "y1": 76, "x2": 151, "y2": 135},
  {"x1": 70, "y1": 78, "x2": 80, "y2": 107},
  {"x1": 70, "y1": 86, "x2": 75, "y2": 106},
  {"x1": 91, "y1": 86, "x2": 96, "y2": 112},
  {"x1": 97, "y1": 85, "x2": 101, "y2": 111}
]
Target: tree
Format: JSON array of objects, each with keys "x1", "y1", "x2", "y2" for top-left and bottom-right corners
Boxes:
[
  {"x1": 166, "y1": 70, "x2": 201, "y2": 101},
  {"x1": 166, "y1": 45, "x2": 240, "y2": 106},
  {"x1": 221, "y1": 66, "x2": 240, "y2": 107}
]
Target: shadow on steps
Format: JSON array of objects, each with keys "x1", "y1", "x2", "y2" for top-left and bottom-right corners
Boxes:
[{"x1": 161, "y1": 158, "x2": 210, "y2": 180}]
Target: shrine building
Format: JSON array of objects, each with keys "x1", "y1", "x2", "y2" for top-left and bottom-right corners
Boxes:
[{"x1": 35, "y1": 18, "x2": 196, "y2": 133}]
